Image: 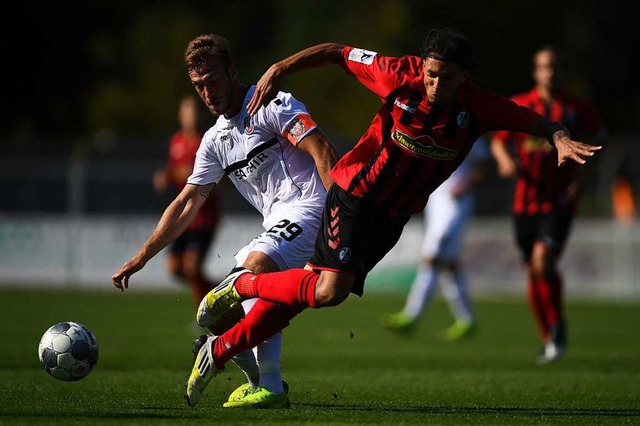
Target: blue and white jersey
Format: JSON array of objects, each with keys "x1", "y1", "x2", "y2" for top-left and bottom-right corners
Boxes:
[{"x1": 187, "y1": 86, "x2": 326, "y2": 230}]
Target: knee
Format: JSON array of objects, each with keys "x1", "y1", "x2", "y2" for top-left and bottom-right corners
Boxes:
[
  {"x1": 314, "y1": 286, "x2": 349, "y2": 307},
  {"x1": 314, "y1": 277, "x2": 352, "y2": 307}
]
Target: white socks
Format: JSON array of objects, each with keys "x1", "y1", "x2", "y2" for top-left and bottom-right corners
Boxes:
[{"x1": 403, "y1": 265, "x2": 439, "y2": 320}]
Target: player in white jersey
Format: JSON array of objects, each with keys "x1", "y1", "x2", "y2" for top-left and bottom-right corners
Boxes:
[
  {"x1": 111, "y1": 34, "x2": 339, "y2": 409},
  {"x1": 381, "y1": 137, "x2": 491, "y2": 340}
]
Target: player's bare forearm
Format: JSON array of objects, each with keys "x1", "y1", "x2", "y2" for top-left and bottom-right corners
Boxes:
[
  {"x1": 490, "y1": 137, "x2": 517, "y2": 178},
  {"x1": 111, "y1": 183, "x2": 212, "y2": 291},
  {"x1": 272, "y1": 43, "x2": 345, "y2": 74},
  {"x1": 530, "y1": 117, "x2": 602, "y2": 166},
  {"x1": 247, "y1": 43, "x2": 345, "y2": 115},
  {"x1": 139, "y1": 184, "x2": 213, "y2": 260},
  {"x1": 298, "y1": 129, "x2": 340, "y2": 190}
]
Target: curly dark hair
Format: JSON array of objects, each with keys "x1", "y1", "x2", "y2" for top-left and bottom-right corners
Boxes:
[{"x1": 420, "y1": 27, "x2": 472, "y2": 70}]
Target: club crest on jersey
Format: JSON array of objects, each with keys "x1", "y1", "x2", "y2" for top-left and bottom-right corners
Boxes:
[
  {"x1": 244, "y1": 116, "x2": 254, "y2": 135},
  {"x1": 339, "y1": 247, "x2": 352, "y2": 263},
  {"x1": 348, "y1": 48, "x2": 377, "y2": 65},
  {"x1": 457, "y1": 111, "x2": 469, "y2": 128},
  {"x1": 392, "y1": 129, "x2": 457, "y2": 160},
  {"x1": 285, "y1": 118, "x2": 306, "y2": 139}
]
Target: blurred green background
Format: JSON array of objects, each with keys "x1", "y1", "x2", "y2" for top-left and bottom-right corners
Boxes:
[
  {"x1": 3, "y1": 0, "x2": 638, "y2": 216},
  {"x1": 4, "y1": 1, "x2": 637, "y2": 144}
]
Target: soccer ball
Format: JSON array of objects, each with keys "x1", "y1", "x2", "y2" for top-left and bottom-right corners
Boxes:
[{"x1": 37, "y1": 321, "x2": 99, "y2": 381}]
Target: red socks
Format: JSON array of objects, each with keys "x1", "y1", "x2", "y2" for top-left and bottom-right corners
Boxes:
[
  {"x1": 527, "y1": 278, "x2": 549, "y2": 341},
  {"x1": 210, "y1": 269, "x2": 320, "y2": 369},
  {"x1": 544, "y1": 271, "x2": 564, "y2": 326},
  {"x1": 212, "y1": 299, "x2": 303, "y2": 368},
  {"x1": 235, "y1": 269, "x2": 319, "y2": 308},
  {"x1": 527, "y1": 273, "x2": 564, "y2": 342}
]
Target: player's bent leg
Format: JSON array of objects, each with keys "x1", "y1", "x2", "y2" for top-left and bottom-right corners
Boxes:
[
  {"x1": 197, "y1": 268, "x2": 249, "y2": 331},
  {"x1": 219, "y1": 301, "x2": 300, "y2": 359},
  {"x1": 313, "y1": 270, "x2": 354, "y2": 307},
  {"x1": 185, "y1": 334, "x2": 224, "y2": 407}
]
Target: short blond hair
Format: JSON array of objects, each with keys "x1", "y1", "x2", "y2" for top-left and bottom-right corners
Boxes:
[{"x1": 185, "y1": 34, "x2": 234, "y2": 73}]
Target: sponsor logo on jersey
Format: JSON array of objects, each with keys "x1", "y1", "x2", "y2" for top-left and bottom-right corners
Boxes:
[
  {"x1": 457, "y1": 111, "x2": 469, "y2": 128},
  {"x1": 233, "y1": 152, "x2": 270, "y2": 181},
  {"x1": 394, "y1": 98, "x2": 416, "y2": 114},
  {"x1": 391, "y1": 129, "x2": 458, "y2": 160},
  {"x1": 522, "y1": 136, "x2": 553, "y2": 152},
  {"x1": 339, "y1": 247, "x2": 352, "y2": 263},
  {"x1": 244, "y1": 116, "x2": 254, "y2": 135},
  {"x1": 348, "y1": 48, "x2": 377, "y2": 65}
]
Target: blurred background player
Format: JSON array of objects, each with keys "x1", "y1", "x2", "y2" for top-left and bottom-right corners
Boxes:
[
  {"x1": 113, "y1": 34, "x2": 339, "y2": 408},
  {"x1": 152, "y1": 94, "x2": 223, "y2": 310},
  {"x1": 381, "y1": 136, "x2": 491, "y2": 340},
  {"x1": 490, "y1": 45, "x2": 606, "y2": 364}
]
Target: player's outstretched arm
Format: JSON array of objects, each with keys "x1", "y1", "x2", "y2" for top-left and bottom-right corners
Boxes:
[
  {"x1": 490, "y1": 137, "x2": 518, "y2": 178},
  {"x1": 297, "y1": 128, "x2": 340, "y2": 191},
  {"x1": 530, "y1": 118, "x2": 602, "y2": 166},
  {"x1": 247, "y1": 43, "x2": 346, "y2": 116},
  {"x1": 111, "y1": 183, "x2": 213, "y2": 292}
]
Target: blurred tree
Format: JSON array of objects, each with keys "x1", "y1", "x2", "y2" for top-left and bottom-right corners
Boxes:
[{"x1": 2, "y1": 0, "x2": 637, "y2": 155}]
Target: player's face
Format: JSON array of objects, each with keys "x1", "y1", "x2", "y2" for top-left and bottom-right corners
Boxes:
[
  {"x1": 178, "y1": 97, "x2": 199, "y2": 131},
  {"x1": 422, "y1": 58, "x2": 466, "y2": 105},
  {"x1": 189, "y1": 57, "x2": 237, "y2": 116},
  {"x1": 533, "y1": 49, "x2": 557, "y2": 91}
]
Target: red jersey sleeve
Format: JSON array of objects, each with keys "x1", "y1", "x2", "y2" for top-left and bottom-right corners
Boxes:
[
  {"x1": 575, "y1": 99, "x2": 605, "y2": 140},
  {"x1": 340, "y1": 46, "x2": 422, "y2": 99},
  {"x1": 473, "y1": 89, "x2": 540, "y2": 135}
]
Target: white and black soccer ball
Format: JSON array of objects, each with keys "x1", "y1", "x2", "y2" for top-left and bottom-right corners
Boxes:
[{"x1": 37, "y1": 321, "x2": 99, "y2": 381}]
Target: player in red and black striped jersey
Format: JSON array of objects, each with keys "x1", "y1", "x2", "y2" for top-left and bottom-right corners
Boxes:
[
  {"x1": 190, "y1": 28, "x2": 602, "y2": 381},
  {"x1": 490, "y1": 46, "x2": 606, "y2": 364}
]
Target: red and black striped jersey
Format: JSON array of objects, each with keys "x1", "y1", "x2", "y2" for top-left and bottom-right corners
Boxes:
[
  {"x1": 492, "y1": 88, "x2": 604, "y2": 215},
  {"x1": 330, "y1": 46, "x2": 544, "y2": 218}
]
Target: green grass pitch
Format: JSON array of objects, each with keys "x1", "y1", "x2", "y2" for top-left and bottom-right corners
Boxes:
[{"x1": 0, "y1": 288, "x2": 639, "y2": 425}]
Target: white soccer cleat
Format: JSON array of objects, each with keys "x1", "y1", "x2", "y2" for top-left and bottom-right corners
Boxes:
[
  {"x1": 185, "y1": 335, "x2": 223, "y2": 407},
  {"x1": 537, "y1": 341, "x2": 566, "y2": 364}
]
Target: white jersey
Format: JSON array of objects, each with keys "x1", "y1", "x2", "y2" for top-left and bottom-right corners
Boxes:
[{"x1": 187, "y1": 86, "x2": 327, "y2": 230}]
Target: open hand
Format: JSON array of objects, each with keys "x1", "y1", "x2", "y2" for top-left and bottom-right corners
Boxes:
[
  {"x1": 111, "y1": 258, "x2": 146, "y2": 292},
  {"x1": 554, "y1": 134, "x2": 602, "y2": 166},
  {"x1": 247, "y1": 64, "x2": 282, "y2": 116}
]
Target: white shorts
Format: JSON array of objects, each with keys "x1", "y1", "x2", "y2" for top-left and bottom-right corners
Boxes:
[
  {"x1": 235, "y1": 208, "x2": 321, "y2": 313},
  {"x1": 234, "y1": 207, "x2": 322, "y2": 271},
  {"x1": 421, "y1": 185, "x2": 474, "y2": 260}
]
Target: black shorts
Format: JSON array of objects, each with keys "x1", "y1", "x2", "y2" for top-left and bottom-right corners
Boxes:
[
  {"x1": 169, "y1": 229, "x2": 215, "y2": 257},
  {"x1": 307, "y1": 185, "x2": 410, "y2": 296},
  {"x1": 514, "y1": 207, "x2": 574, "y2": 262}
]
